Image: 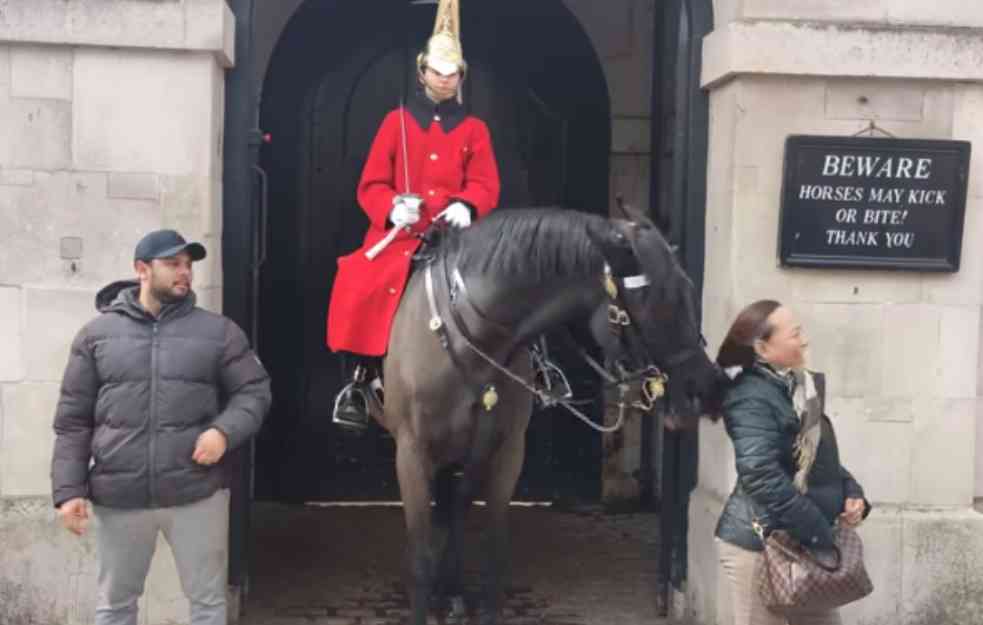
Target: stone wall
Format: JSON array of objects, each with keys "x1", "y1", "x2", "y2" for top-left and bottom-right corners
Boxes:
[
  {"x1": 0, "y1": 1, "x2": 233, "y2": 623},
  {"x1": 687, "y1": 6, "x2": 983, "y2": 625}
]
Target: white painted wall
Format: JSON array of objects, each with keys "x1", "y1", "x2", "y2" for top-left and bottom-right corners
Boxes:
[
  {"x1": 0, "y1": 2, "x2": 232, "y2": 623},
  {"x1": 687, "y1": 12, "x2": 983, "y2": 625}
]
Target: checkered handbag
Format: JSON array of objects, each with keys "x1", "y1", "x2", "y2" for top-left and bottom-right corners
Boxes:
[{"x1": 755, "y1": 525, "x2": 874, "y2": 610}]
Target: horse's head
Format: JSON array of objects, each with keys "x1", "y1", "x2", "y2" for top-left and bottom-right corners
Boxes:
[{"x1": 587, "y1": 209, "x2": 725, "y2": 426}]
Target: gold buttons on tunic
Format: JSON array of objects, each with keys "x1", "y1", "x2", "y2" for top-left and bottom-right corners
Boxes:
[
  {"x1": 388, "y1": 287, "x2": 397, "y2": 295},
  {"x1": 428, "y1": 190, "x2": 435, "y2": 196},
  {"x1": 430, "y1": 153, "x2": 439, "y2": 161}
]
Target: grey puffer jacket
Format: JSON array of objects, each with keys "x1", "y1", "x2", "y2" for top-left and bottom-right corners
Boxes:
[
  {"x1": 51, "y1": 281, "x2": 271, "y2": 509},
  {"x1": 714, "y1": 367, "x2": 868, "y2": 551}
]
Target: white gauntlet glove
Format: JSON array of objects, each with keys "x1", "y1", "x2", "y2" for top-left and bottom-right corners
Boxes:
[
  {"x1": 389, "y1": 197, "x2": 421, "y2": 227},
  {"x1": 441, "y1": 201, "x2": 472, "y2": 228}
]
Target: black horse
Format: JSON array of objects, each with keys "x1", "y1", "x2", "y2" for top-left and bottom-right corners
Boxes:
[{"x1": 373, "y1": 207, "x2": 721, "y2": 625}]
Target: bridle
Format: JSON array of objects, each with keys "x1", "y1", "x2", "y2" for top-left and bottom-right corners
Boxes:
[{"x1": 422, "y1": 248, "x2": 705, "y2": 432}]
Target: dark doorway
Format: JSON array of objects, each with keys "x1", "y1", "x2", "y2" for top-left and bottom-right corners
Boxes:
[{"x1": 253, "y1": 0, "x2": 611, "y2": 503}]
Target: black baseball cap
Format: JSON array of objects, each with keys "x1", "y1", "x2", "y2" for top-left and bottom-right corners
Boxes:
[{"x1": 134, "y1": 229, "x2": 207, "y2": 262}]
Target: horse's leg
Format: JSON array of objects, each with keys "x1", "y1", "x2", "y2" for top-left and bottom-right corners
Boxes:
[
  {"x1": 477, "y1": 434, "x2": 526, "y2": 625},
  {"x1": 396, "y1": 442, "x2": 435, "y2": 625},
  {"x1": 433, "y1": 467, "x2": 468, "y2": 622}
]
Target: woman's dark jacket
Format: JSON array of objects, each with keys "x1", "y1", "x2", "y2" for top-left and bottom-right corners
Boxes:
[{"x1": 715, "y1": 366, "x2": 868, "y2": 551}]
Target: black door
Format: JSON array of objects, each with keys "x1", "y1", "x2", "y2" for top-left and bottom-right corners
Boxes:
[
  {"x1": 254, "y1": 0, "x2": 610, "y2": 503},
  {"x1": 650, "y1": 0, "x2": 712, "y2": 612}
]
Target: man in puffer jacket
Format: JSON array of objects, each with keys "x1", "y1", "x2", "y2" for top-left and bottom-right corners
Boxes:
[{"x1": 51, "y1": 229, "x2": 271, "y2": 625}]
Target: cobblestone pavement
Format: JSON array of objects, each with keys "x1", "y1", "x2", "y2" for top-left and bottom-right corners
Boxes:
[{"x1": 240, "y1": 503, "x2": 672, "y2": 625}]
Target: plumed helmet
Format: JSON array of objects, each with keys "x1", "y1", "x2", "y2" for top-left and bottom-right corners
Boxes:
[{"x1": 416, "y1": 0, "x2": 466, "y2": 77}]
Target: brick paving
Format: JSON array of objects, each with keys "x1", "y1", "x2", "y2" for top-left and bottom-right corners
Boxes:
[{"x1": 240, "y1": 503, "x2": 673, "y2": 625}]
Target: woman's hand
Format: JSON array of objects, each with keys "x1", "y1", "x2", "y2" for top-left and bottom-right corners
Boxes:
[{"x1": 839, "y1": 497, "x2": 865, "y2": 527}]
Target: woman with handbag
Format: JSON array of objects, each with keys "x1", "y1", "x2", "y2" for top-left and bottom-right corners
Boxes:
[{"x1": 714, "y1": 299, "x2": 872, "y2": 625}]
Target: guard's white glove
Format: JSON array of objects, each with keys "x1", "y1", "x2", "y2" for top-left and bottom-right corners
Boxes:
[
  {"x1": 390, "y1": 199, "x2": 420, "y2": 227},
  {"x1": 442, "y1": 201, "x2": 472, "y2": 228}
]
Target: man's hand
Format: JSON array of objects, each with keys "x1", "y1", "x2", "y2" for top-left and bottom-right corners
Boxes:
[
  {"x1": 441, "y1": 202, "x2": 472, "y2": 228},
  {"x1": 193, "y1": 428, "x2": 228, "y2": 466},
  {"x1": 58, "y1": 498, "x2": 90, "y2": 536},
  {"x1": 839, "y1": 497, "x2": 865, "y2": 527}
]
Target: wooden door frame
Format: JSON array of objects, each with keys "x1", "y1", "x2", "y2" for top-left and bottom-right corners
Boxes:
[{"x1": 649, "y1": 0, "x2": 713, "y2": 609}]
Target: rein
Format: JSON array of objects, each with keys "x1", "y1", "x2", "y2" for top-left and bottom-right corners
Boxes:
[{"x1": 423, "y1": 256, "x2": 670, "y2": 433}]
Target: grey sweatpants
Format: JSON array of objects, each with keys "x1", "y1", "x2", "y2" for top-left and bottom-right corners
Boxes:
[
  {"x1": 92, "y1": 489, "x2": 230, "y2": 625},
  {"x1": 717, "y1": 538, "x2": 843, "y2": 625}
]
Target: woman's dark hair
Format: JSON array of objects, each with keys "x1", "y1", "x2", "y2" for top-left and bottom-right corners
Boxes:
[{"x1": 716, "y1": 299, "x2": 782, "y2": 369}]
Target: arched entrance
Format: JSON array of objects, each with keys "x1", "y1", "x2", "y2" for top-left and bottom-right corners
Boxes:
[{"x1": 251, "y1": 0, "x2": 611, "y2": 504}]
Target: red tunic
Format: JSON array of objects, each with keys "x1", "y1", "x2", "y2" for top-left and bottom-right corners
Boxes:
[{"x1": 326, "y1": 105, "x2": 500, "y2": 355}]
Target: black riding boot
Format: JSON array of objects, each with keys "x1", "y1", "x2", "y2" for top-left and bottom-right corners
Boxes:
[{"x1": 332, "y1": 355, "x2": 381, "y2": 430}]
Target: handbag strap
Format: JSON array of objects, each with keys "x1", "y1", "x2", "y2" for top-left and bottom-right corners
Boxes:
[{"x1": 754, "y1": 518, "x2": 843, "y2": 573}]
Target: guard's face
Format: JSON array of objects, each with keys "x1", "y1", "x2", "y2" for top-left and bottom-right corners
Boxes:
[
  {"x1": 137, "y1": 251, "x2": 194, "y2": 303},
  {"x1": 421, "y1": 66, "x2": 461, "y2": 102}
]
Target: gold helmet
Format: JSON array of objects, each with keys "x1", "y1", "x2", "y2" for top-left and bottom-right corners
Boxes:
[{"x1": 417, "y1": 0, "x2": 466, "y2": 77}]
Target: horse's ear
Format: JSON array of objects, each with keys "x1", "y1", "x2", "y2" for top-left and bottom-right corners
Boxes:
[{"x1": 614, "y1": 196, "x2": 656, "y2": 230}]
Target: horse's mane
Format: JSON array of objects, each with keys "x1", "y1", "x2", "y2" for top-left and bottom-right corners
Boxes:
[{"x1": 450, "y1": 208, "x2": 609, "y2": 285}]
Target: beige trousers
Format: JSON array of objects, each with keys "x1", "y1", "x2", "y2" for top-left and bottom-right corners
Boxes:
[{"x1": 717, "y1": 538, "x2": 843, "y2": 625}]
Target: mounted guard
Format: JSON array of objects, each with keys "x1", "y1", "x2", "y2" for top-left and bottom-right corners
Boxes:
[{"x1": 326, "y1": 0, "x2": 501, "y2": 428}]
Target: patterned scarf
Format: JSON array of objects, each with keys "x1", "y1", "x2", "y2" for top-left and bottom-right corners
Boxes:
[{"x1": 756, "y1": 364, "x2": 823, "y2": 493}]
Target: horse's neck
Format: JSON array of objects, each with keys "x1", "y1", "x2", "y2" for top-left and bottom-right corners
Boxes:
[{"x1": 462, "y1": 272, "x2": 601, "y2": 346}]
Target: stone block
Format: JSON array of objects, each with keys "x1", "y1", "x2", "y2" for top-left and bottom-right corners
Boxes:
[
  {"x1": 685, "y1": 487, "x2": 726, "y2": 625},
  {"x1": 877, "y1": 305, "x2": 940, "y2": 398},
  {"x1": 742, "y1": 0, "x2": 983, "y2": 28},
  {"x1": 741, "y1": 0, "x2": 887, "y2": 23},
  {"x1": 195, "y1": 286, "x2": 223, "y2": 315},
  {"x1": 18, "y1": 0, "x2": 183, "y2": 48},
  {"x1": 0, "y1": 169, "x2": 34, "y2": 186},
  {"x1": 108, "y1": 173, "x2": 159, "y2": 202},
  {"x1": 910, "y1": 398, "x2": 976, "y2": 507},
  {"x1": 785, "y1": 269, "x2": 923, "y2": 306},
  {"x1": 937, "y1": 306, "x2": 980, "y2": 399},
  {"x1": 825, "y1": 78, "x2": 925, "y2": 121},
  {"x1": 922, "y1": 202, "x2": 983, "y2": 307},
  {"x1": 0, "y1": 288, "x2": 25, "y2": 383},
  {"x1": 839, "y1": 508, "x2": 904, "y2": 625},
  {"x1": 565, "y1": 0, "x2": 652, "y2": 115},
  {"x1": 608, "y1": 155, "x2": 651, "y2": 219},
  {"x1": 900, "y1": 508, "x2": 983, "y2": 623},
  {"x1": 697, "y1": 420, "x2": 735, "y2": 501},
  {"x1": 0, "y1": 97, "x2": 72, "y2": 170},
  {"x1": 796, "y1": 302, "x2": 884, "y2": 398},
  {"x1": 0, "y1": 497, "x2": 99, "y2": 624},
  {"x1": 192, "y1": 235, "x2": 222, "y2": 290},
  {"x1": 563, "y1": 0, "x2": 636, "y2": 62},
  {"x1": 10, "y1": 45, "x2": 73, "y2": 101},
  {"x1": 829, "y1": 400, "x2": 912, "y2": 505},
  {"x1": 1, "y1": 383, "x2": 59, "y2": 496},
  {"x1": 0, "y1": 45, "x2": 10, "y2": 93},
  {"x1": 0, "y1": 171, "x2": 161, "y2": 287},
  {"x1": 24, "y1": 288, "x2": 96, "y2": 383},
  {"x1": 703, "y1": 22, "x2": 983, "y2": 88},
  {"x1": 611, "y1": 117, "x2": 651, "y2": 154},
  {"x1": 976, "y1": 401, "x2": 983, "y2": 500},
  {"x1": 185, "y1": 0, "x2": 236, "y2": 68},
  {"x1": 73, "y1": 49, "x2": 217, "y2": 176},
  {"x1": 954, "y1": 85, "x2": 983, "y2": 199},
  {"x1": 160, "y1": 175, "x2": 216, "y2": 237}
]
